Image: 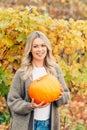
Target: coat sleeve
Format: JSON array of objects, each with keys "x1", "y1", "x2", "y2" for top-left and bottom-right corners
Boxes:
[
  {"x1": 55, "y1": 64, "x2": 70, "y2": 107},
  {"x1": 7, "y1": 69, "x2": 33, "y2": 115}
]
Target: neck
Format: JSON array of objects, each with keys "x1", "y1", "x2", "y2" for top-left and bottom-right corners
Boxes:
[{"x1": 32, "y1": 60, "x2": 44, "y2": 67}]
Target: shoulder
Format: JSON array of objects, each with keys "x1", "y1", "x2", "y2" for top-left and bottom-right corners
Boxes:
[
  {"x1": 55, "y1": 64, "x2": 62, "y2": 72},
  {"x1": 14, "y1": 68, "x2": 23, "y2": 79},
  {"x1": 15, "y1": 68, "x2": 21, "y2": 75},
  {"x1": 54, "y1": 64, "x2": 64, "y2": 78}
]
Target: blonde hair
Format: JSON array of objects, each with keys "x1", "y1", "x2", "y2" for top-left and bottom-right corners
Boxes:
[{"x1": 20, "y1": 31, "x2": 57, "y2": 80}]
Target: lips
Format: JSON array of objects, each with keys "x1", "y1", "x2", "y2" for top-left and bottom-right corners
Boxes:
[{"x1": 36, "y1": 53, "x2": 45, "y2": 57}]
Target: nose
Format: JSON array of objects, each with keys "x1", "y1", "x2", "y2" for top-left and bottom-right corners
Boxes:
[{"x1": 38, "y1": 46, "x2": 42, "y2": 51}]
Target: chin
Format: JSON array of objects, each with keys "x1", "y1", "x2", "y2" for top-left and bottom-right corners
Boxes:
[{"x1": 36, "y1": 56, "x2": 45, "y2": 60}]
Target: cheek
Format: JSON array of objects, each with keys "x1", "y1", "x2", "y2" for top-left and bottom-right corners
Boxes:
[{"x1": 31, "y1": 48, "x2": 36, "y2": 54}]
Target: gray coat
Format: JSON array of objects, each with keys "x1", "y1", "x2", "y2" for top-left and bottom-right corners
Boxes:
[{"x1": 7, "y1": 64, "x2": 70, "y2": 130}]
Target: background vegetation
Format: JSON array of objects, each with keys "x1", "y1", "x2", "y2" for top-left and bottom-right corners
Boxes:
[
  {"x1": 0, "y1": 0, "x2": 87, "y2": 130},
  {"x1": 0, "y1": 0, "x2": 87, "y2": 20}
]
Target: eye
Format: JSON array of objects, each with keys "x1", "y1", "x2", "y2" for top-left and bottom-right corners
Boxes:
[
  {"x1": 42, "y1": 44, "x2": 46, "y2": 47},
  {"x1": 33, "y1": 45, "x2": 38, "y2": 48}
]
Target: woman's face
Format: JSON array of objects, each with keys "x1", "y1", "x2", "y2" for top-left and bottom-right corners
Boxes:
[{"x1": 31, "y1": 38, "x2": 47, "y2": 62}]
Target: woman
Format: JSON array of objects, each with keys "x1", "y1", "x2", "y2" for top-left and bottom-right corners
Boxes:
[{"x1": 7, "y1": 31, "x2": 70, "y2": 130}]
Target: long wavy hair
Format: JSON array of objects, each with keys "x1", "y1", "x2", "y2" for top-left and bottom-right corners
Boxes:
[{"x1": 20, "y1": 31, "x2": 57, "y2": 80}]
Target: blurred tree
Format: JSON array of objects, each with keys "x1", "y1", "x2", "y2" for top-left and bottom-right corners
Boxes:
[{"x1": 0, "y1": 0, "x2": 87, "y2": 19}]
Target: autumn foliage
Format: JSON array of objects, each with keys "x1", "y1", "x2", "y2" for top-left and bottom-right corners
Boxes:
[
  {"x1": 0, "y1": 0, "x2": 87, "y2": 20},
  {"x1": 0, "y1": 7, "x2": 87, "y2": 96}
]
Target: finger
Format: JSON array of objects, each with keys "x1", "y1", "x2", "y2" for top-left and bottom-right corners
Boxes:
[
  {"x1": 55, "y1": 93, "x2": 63, "y2": 101},
  {"x1": 35, "y1": 101, "x2": 45, "y2": 108},
  {"x1": 38, "y1": 103, "x2": 50, "y2": 108},
  {"x1": 38, "y1": 101, "x2": 44, "y2": 106},
  {"x1": 32, "y1": 98, "x2": 34, "y2": 103},
  {"x1": 42, "y1": 103, "x2": 50, "y2": 107},
  {"x1": 31, "y1": 101, "x2": 44, "y2": 108},
  {"x1": 60, "y1": 87, "x2": 64, "y2": 92}
]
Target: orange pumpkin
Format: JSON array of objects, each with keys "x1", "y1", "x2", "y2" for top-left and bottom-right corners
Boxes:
[{"x1": 28, "y1": 74, "x2": 63, "y2": 104}]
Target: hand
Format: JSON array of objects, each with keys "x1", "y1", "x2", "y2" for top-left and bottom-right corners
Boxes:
[
  {"x1": 55, "y1": 88, "x2": 64, "y2": 101},
  {"x1": 30, "y1": 98, "x2": 50, "y2": 109}
]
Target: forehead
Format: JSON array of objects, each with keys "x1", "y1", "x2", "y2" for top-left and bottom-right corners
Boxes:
[{"x1": 32, "y1": 38, "x2": 45, "y2": 44}]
